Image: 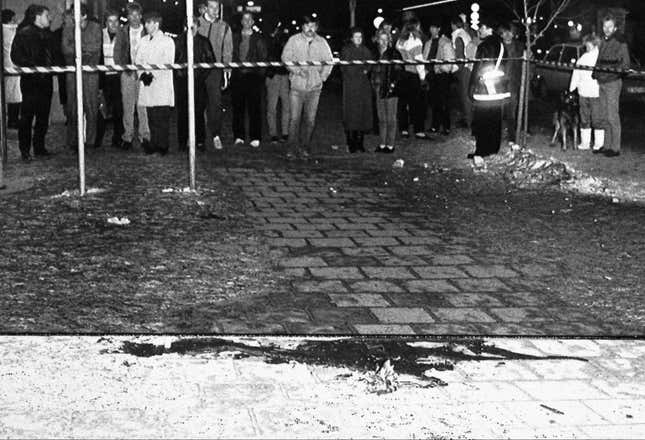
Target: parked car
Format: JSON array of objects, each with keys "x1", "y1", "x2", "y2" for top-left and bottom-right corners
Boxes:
[{"x1": 532, "y1": 43, "x2": 645, "y2": 102}]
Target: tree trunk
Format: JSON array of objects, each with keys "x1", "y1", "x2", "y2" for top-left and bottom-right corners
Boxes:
[{"x1": 349, "y1": 0, "x2": 357, "y2": 27}]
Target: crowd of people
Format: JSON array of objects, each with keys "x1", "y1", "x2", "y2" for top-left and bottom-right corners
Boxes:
[{"x1": 1, "y1": 0, "x2": 630, "y2": 163}]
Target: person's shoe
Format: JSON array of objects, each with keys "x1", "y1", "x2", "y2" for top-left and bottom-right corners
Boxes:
[
  {"x1": 286, "y1": 151, "x2": 297, "y2": 161},
  {"x1": 603, "y1": 149, "x2": 620, "y2": 157},
  {"x1": 121, "y1": 140, "x2": 133, "y2": 150},
  {"x1": 300, "y1": 150, "x2": 310, "y2": 159},
  {"x1": 429, "y1": 127, "x2": 438, "y2": 134},
  {"x1": 592, "y1": 147, "x2": 606, "y2": 155},
  {"x1": 385, "y1": 145, "x2": 395, "y2": 154},
  {"x1": 375, "y1": 144, "x2": 386, "y2": 153},
  {"x1": 197, "y1": 142, "x2": 205, "y2": 151},
  {"x1": 250, "y1": 140, "x2": 260, "y2": 148},
  {"x1": 141, "y1": 139, "x2": 153, "y2": 153},
  {"x1": 415, "y1": 132, "x2": 429, "y2": 139},
  {"x1": 34, "y1": 149, "x2": 52, "y2": 157},
  {"x1": 270, "y1": 136, "x2": 279, "y2": 144},
  {"x1": 157, "y1": 149, "x2": 168, "y2": 157},
  {"x1": 234, "y1": 138, "x2": 245, "y2": 146},
  {"x1": 213, "y1": 136, "x2": 223, "y2": 150},
  {"x1": 401, "y1": 130, "x2": 410, "y2": 138},
  {"x1": 21, "y1": 155, "x2": 32, "y2": 163},
  {"x1": 280, "y1": 135, "x2": 288, "y2": 143},
  {"x1": 441, "y1": 129, "x2": 451, "y2": 136}
]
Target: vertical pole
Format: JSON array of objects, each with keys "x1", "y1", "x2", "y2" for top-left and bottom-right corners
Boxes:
[
  {"x1": 521, "y1": 0, "x2": 530, "y2": 148},
  {"x1": 0, "y1": 1, "x2": 7, "y2": 190},
  {"x1": 74, "y1": 0, "x2": 85, "y2": 195},
  {"x1": 515, "y1": 49, "x2": 527, "y2": 145},
  {"x1": 187, "y1": 0, "x2": 196, "y2": 190}
]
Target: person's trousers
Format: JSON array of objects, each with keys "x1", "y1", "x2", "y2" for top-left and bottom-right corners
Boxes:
[
  {"x1": 472, "y1": 103, "x2": 502, "y2": 157},
  {"x1": 18, "y1": 76, "x2": 52, "y2": 157},
  {"x1": 502, "y1": 92, "x2": 519, "y2": 141},
  {"x1": 457, "y1": 67, "x2": 473, "y2": 126},
  {"x1": 205, "y1": 69, "x2": 224, "y2": 138},
  {"x1": 96, "y1": 74, "x2": 124, "y2": 147},
  {"x1": 7, "y1": 103, "x2": 20, "y2": 128},
  {"x1": 288, "y1": 88, "x2": 322, "y2": 153},
  {"x1": 147, "y1": 106, "x2": 171, "y2": 153},
  {"x1": 266, "y1": 74, "x2": 290, "y2": 138},
  {"x1": 429, "y1": 73, "x2": 452, "y2": 131},
  {"x1": 175, "y1": 77, "x2": 208, "y2": 148},
  {"x1": 579, "y1": 96, "x2": 602, "y2": 129},
  {"x1": 346, "y1": 130, "x2": 365, "y2": 152},
  {"x1": 397, "y1": 71, "x2": 425, "y2": 133},
  {"x1": 598, "y1": 80, "x2": 622, "y2": 152},
  {"x1": 232, "y1": 73, "x2": 263, "y2": 141},
  {"x1": 120, "y1": 73, "x2": 150, "y2": 143},
  {"x1": 66, "y1": 72, "x2": 99, "y2": 147},
  {"x1": 375, "y1": 95, "x2": 398, "y2": 146}
]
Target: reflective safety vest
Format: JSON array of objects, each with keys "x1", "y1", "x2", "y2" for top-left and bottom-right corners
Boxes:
[{"x1": 473, "y1": 43, "x2": 511, "y2": 102}]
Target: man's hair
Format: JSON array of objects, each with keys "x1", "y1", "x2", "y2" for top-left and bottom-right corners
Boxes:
[
  {"x1": 72, "y1": 4, "x2": 88, "y2": 17},
  {"x1": 583, "y1": 33, "x2": 601, "y2": 46},
  {"x1": 22, "y1": 4, "x2": 48, "y2": 26},
  {"x1": 350, "y1": 26, "x2": 363, "y2": 37},
  {"x1": 143, "y1": 10, "x2": 163, "y2": 25},
  {"x1": 498, "y1": 22, "x2": 513, "y2": 33},
  {"x1": 451, "y1": 16, "x2": 464, "y2": 28},
  {"x1": 375, "y1": 28, "x2": 392, "y2": 47},
  {"x1": 1, "y1": 9, "x2": 15, "y2": 24},
  {"x1": 602, "y1": 13, "x2": 617, "y2": 25},
  {"x1": 300, "y1": 15, "x2": 319, "y2": 26},
  {"x1": 479, "y1": 14, "x2": 499, "y2": 31},
  {"x1": 241, "y1": 11, "x2": 254, "y2": 21},
  {"x1": 126, "y1": 2, "x2": 143, "y2": 15},
  {"x1": 104, "y1": 9, "x2": 119, "y2": 22}
]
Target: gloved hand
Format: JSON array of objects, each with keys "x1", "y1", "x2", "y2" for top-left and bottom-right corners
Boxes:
[{"x1": 140, "y1": 72, "x2": 154, "y2": 86}]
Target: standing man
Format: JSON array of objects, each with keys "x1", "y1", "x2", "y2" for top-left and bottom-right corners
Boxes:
[
  {"x1": 593, "y1": 14, "x2": 630, "y2": 158},
  {"x1": 468, "y1": 16, "x2": 510, "y2": 160},
  {"x1": 265, "y1": 24, "x2": 290, "y2": 144},
  {"x1": 451, "y1": 16, "x2": 472, "y2": 129},
  {"x1": 231, "y1": 12, "x2": 267, "y2": 148},
  {"x1": 499, "y1": 23, "x2": 522, "y2": 143},
  {"x1": 11, "y1": 4, "x2": 55, "y2": 161},
  {"x1": 424, "y1": 20, "x2": 457, "y2": 135},
  {"x1": 113, "y1": 1, "x2": 148, "y2": 151},
  {"x1": 197, "y1": 0, "x2": 232, "y2": 151},
  {"x1": 96, "y1": 10, "x2": 124, "y2": 149},
  {"x1": 135, "y1": 11, "x2": 175, "y2": 156},
  {"x1": 61, "y1": 4, "x2": 101, "y2": 150},
  {"x1": 281, "y1": 15, "x2": 334, "y2": 159}
]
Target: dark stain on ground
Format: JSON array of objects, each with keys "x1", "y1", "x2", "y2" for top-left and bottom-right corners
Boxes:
[{"x1": 118, "y1": 337, "x2": 588, "y2": 380}]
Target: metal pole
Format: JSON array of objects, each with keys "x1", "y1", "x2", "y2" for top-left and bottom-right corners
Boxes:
[
  {"x1": 74, "y1": 0, "x2": 85, "y2": 195},
  {"x1": 515, "y1": 49, "x2": 527, "y2": 145},
  {"x1": 187, "y1": 0, "x2": 196, "y2": 190},
  {"x1": 0, "y1": 0, "x2": 7, "y2": 190}
]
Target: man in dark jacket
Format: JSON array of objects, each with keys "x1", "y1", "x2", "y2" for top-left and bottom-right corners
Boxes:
[
  {"x1": 11, "y1": 4, "x2": 55, "y2": 161},
  {"x1": 499, "y1": 23, "x2": 523, "y2": 143},
  {"x1": 468, "y1": 16, "x2": 510, "y2": 159},
  {"x1": 265, "y1": 25, "x2": 290, "y2": 144},
  {"x1": 174, "y1": 15, "x2": 216, "y2": 151},
  {"x1": 593, "y1": 14, "x2": 630, "y2": 157},
  {"x1": 231, "y1": 12, "x2": 267, "y2": 148}
]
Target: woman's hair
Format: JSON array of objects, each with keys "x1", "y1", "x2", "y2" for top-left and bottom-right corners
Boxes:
[
  {"x1": 350, "y1": 26, "x2": 363, "y2": 38},
  {"x1": 1, "y1": 9, "x2": 16, "y2": 24},
  {"x1": 399, "y1": 18, "x2": 422, "y2": 41},
  {"x1": 582, "y1": 33, "x2": 601, "y2": 47},
  {"x1": 376, "y1": 28, "x2": 392, "y2": 47},
  {"x1": 19, "y1": 4, "x2": 48, "y2": 29}
]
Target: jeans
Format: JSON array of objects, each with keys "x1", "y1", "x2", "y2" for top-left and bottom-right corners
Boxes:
[
  {"x1": 147, "y1": 106, "x2": 171, "y2": 153},
  {"x1": 288, "y1": 88, "x2": 322, "y2": 153},
  {"x1": 66, "y1": 72, "x2": 99, "y2": 146},
  {"x1": 397, "y1": 71, "x2": 425, "y2": 133},
  {"x1": 232, "y1": 73, "x2": 263, "y2": 141},
  {"x1": 456, "y1": 67, "x2": 472, "y2": 126},
  {"x1": 175, "y1": 76, "x2": 208, "y2": 148},
  {"x1": 599, "y1": 80, "x2": 622, "y2": 152},
  {"x1": 579, "y1": 96, "x2": 602, "y2": 129},
  {"x1": 205, "y1": 69, "x2": 224, "y2": 138},
  {"x1": 121, "y1": 72, "x2": 149, "y2": 142},
  {"x1": 375, "y1": 94, "x2": 398, "y2": 146},
  {"x1": 429, "y1": 73, "x2": 452, "y2": 132},
  {"x1": 96, "y1": 74, "x2": 124, "y2": 147},
  {"x1": 18, "y1": 76, "x2": 52, "y2": 157},
  {"x1": 266, "y1": 74, "x2": 290, "y2": 138}
]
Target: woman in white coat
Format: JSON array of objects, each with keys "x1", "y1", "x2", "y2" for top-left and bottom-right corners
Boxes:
[
  {"x1": 135, "y1": 11, "x2": 175, "y2": 155},
  {"x1": 2, "y1": 9, "x2": 21, "y2": 128}
]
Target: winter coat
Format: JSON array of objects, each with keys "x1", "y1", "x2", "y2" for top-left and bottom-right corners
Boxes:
[
  {"x1": 340, "y1": 43, "x2": 373, "y2": 131},
  {"x1": 426, "y1": 35, "x2": 458, "y2": 74},
  {"x1": 197, "y1": 14, "x2": 232, "y2": 73},
  {"x1": 232, "y1": 31, "x2": 267, "y2": 76},
  {"x1": 3, "y1": 24, "x2": 21, "y2": 103},
  {"x1": 593, "y1": 32, "x2": 630, "y2": 84},
  {"x1": 135, "y1": 31, "x2": 175, "y2": 107},
  {"x1": 61, "y1": 20, "x2": 102, "y2": 65},
  {"x1": 371, "y1": 46, "x2": 402, "y2": 99},
  {"x1": 281, "y1": 32, "x2": 334, "y2": 92},
  {"x1": 174, "y1": 32, "x2": 216, "y2": 84},
  {"x1": 10, "y1": 24, "x2": 55, "y2": 83},
  {"x1": 396, "y1": 35, "x2": 426, "y2": 80},
  {"x1": 469, "y1": 34, "x2": 510, "y2": 104},
  {"x1": 570, "y1": 48, "x2": 600, "y2": 98},
  {"x1": 113, "y1": 24, "x2": 146, "y2": 66}
]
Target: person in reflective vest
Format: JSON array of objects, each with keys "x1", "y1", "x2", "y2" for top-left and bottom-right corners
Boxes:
[{"x1": 468, "y1": 16, "x2": 510, "y2": 159}]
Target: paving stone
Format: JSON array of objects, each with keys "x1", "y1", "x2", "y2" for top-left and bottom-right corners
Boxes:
[
  {"x1": 323, "y1": 230, "x2": 370, "y2": 238},
  {"x1": 370, "y1": 307, "x2": 435, "y2": 323},
  {"x1": 441, "y1": 381, "x2": 532, "y2": 402},
  {"x1": 259, "y1": 223, "x2": 294, "y2": 231},
  {"x1": 385, "y1": 293, "x2": 450, "y2": 308},
  {"x1": 361, "y1": 267, "x2": 416, "y2": 280},
  {"x1": 406, "y1": 279, "x2": 459, "y2": 293},
  {"x1": 295, "y1": 223, "x2": 338, "y2": 231},
  {"x1": 335, "y1": 223, "x2": 377, "y2": 230},
  {"x1": 529, "y1": 339, "x2": 604, "y2": 357},
  {"x1": 398, "y1": 236, "x2": 444, "y2": 245},
  {"x1": 279, "y1": 257, "x2": 328, "y2": 268},
  {"x1": 583, "y1": 399, "x2": 645, "y2": 425},
  {"x1": 413, "y1": 266, "x2": 470, "y2": 279},
  {"x1": 353, "y1": 324, "x2": 416, "y2": 335},
  {"x1": 348, "y1": 279, "x2": 404, "y2": 293},
  {"x1": 514, "y1": 380, "x2": 610, "y2": 400},
  {"x1": 281, "y1": 230, "x2": 325, "y2": 238},
  {"x1": 388, "y1": 246, "x2": 435, "y2": 256},
  {"x1": 462, "y1": 265, "x2": 520, "y2": 278},
  {"x1": 284, "y1": 322, "x2": 353, "y2": 334},
  {"x1": 496, "y1": 291, "x2": 550, "y2": 306},
  {"x1": 354, "y1": 237, "x2": 402, "y2": 247},
  {"x1": 442, "y1": 293, "x2": 505, "y2": 307},
  {"x1": 294, "y1": 280, "x2": 347, "y2": 293},
  {"x1": 365, "y1": 229, "x2": 410, "y2": 238},
  {"x1": 512, "y1": 263, "x2": 557, "y2": 277},
  {"x1": 323, "y1": 256, "x2": 379, "y2": 267},
  {"x1": 217, "y1": 320, "x2": 287, "y2": 333},
  {"x1": 430, "y1": 308, "x2": 497, "y2": 323},
  {"x1": 503, "y1": 400, "x2": 609, "y2": 428},
  {"x1": 308, "y1": 238, "x2": 356, "y2": 248},
  {"x1": 521, "y1": 359, "x2": 601, "y2": 380},
  {"x1": 309, "y1": 308, "x2": 377, "y2": 325},
  {"x1": 452, "y1": 278, "x2": 511, "y2": 292},
  {"x1": 267, "y1": 238, "x2": 308, "y2": 248},
  {"x1": 431, "y1": 255, "x2": 475, "y2": 265},
  {"x1": 488, "y1": 307, "x2": 555, "y2": 322},
  {"x1": 328, "y1": 293, "x2": 391, "y2": 307},
  {"x1": 579, "y1": 424, "x2": 645, "y2": 439},
  {"x1": 266, "y1": 217, "x2": 310, "y2": 224},
  {"x1": 309, "y1": 267, "x2": 364, "y2": 280},
  {"x1": 341, "y1": 247, "x2": 390, "y2": 257},
  {"x1": 377, "y1": 256, "x2": 428, "y2": 266},
  {"x1": 413, "y1": 323, "x2": 482, "y2": 334},
  {"x1": 282, "y1": 268, "x2": 308, "y2": 278},
  {"x1": 472, "y1": 323, "x2": 547, "y2": 336}
]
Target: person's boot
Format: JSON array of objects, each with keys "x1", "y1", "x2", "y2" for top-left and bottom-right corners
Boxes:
[
  {"x1": 592, "y1": 129, "x2": 605, "y2": 154},
  {"x1": 357, "y1": 132, "x2": 365, "y2": 152},
  {"x1": 346, "y1": 131, "x2": 356, "y2": 153},
  {"x1": 578, "y1": 128, "x2": 592, "y2": 150}
]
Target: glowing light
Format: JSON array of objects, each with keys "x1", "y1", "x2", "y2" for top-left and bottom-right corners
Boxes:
[
  {"x1": 373, "y1": 16, "x2": 385, "y2": 29},
  {"x1": 537, "y1": 49, "x2": 543, "y2": 54},
  {"x1": 247, "y1": 1, "x2": 254, "y2": 6},
  {"x1": 567, "y1": 20, "x2": 574, "y2": 27},
  {"x1": 471, "y1": 3, "x2": 480, "y2": 12},
  {"x1": 312, "y1": 13, "x2": 317, "y2": 18},
  {"x1": 576, "y1": 24, "x2": 582, "y2": 31},
  {"x1": 377, "y1": 8, "x2": 383, "y2": 14},
  {"x1": 291, "y1": 20, "x2": 297, "y2": 25}
]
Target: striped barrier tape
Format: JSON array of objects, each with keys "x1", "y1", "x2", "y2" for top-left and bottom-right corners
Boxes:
[
  {"x1": 3, "y1": 57, "x2": 518, "y2": 75},
  {"x1": 533, "y1": 60, "x2": 645, "y2": 77}
]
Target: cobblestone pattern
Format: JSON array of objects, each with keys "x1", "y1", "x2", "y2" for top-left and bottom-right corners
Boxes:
[{"x1": 220, "y1": 168, "x2": 609, "y2": 335}]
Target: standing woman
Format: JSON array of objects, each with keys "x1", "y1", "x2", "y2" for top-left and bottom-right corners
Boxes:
[
  {"x1": 2, "y1": 9, "x2": 21, "y2": 129},
  {"x1": 372, "y1": 28, "x2": 401, "y2": 153},
  {"x1": 395, "y1": 18, "x2": 427, "y2": 140},
  {"x1": 340, "y1": 27, "x2": 373, "y2": 153}
]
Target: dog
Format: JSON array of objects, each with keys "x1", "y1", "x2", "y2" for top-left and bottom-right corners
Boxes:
[{"x1": 550, "y1": 90, "x2": 580, "y2": 151}]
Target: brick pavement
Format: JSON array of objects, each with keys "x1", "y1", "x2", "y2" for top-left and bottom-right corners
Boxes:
[
  {"x1": 217, "y1": 167, "x2": 609, "y2": 335},
  {"x1": 1, "y1": 336, "x2": 645, "y2": 438}
]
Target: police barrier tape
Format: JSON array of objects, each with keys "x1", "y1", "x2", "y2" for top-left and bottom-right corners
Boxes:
[
  {"x1": 4, "y1": 57, "x2": 645, "y2": 77},
  {"x1": 3, "y1": 57, "x2": 516, "y2": 75}
]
